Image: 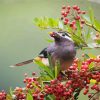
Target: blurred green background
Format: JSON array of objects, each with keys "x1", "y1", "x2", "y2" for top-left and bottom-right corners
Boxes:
[{"x1": 0, "y1": 0, "x2": 100, "y2": 99}]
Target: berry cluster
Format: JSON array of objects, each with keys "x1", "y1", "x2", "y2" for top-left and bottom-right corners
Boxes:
[
  {"x1": 13, "y1": 87, "x2": 26, "y2": 100},
  {"x1": 67, "y1": 57, "x2": 100, "y2": 99},
  {"x1": 23, "y1": 72, "x2": 45, "y2": 100},
  {"x1": 44, "y1": 80, "x2": 74, "y2": 100},
  {"x1": 61, "y1": 5, "x2": 86, "y2": 30},
  {"x1": 0, "y1": 56, "x2": 100, "y2": 100},
  {"x1": 0, "y1": 90, "x2": 6, "y2": 100}
]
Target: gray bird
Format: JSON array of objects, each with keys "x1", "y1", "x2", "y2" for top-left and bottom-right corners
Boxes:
[
  {"x1": 47, "y1": 31, "x2": 76, "y2": 70},
  {"x1": 10, "y1": 31, "x2": 76, "y2": 71}
]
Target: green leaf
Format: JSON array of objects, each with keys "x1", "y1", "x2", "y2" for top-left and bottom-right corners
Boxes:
[
  {"x1": 84, "y1": 28, "x2": 91, "y2": 42},
  {"x1": 33, "y1": 17, "x2": 39, "y2": 24},
  {"x1": 32, "y1": 82, "x2": 41, "y2": 90},
  {"x1": 96, "y1": 39, "x2": 100, "y2": 44},
  {"x1": 84, "y1": 53, "x2": 90, "y2": 59},
  {"x1": 65, "y1": 25, "x2": 73, "y2": 33},
  {"x1": 94, "y1": 19, "x2": 100, "y2": 32},
  {"x1": 33, "y1": 17, "x2": 60, "y2": 30},
  {"x1": 34, "y1": 60, "x2": 54, "y2": 79},
  {"x1": 88, "y1": 7, "x2": 95, "y2": 24},
  {"x1": 6, "y1": 94, "x2": 12, "y2": 100},
  {"x1": 46, "y1": 39, "x2": 54, "y2": 43},
  {"x1": 46, "y1": 94, "x2": 55, "y2": 100},
  {"x1": 76, "y1": 20, "x2": 82, "y2": 37},
  {"x1": 89, "y1": 62, "x2": 95, "y2": 70},
  {"x1": 9, "y1": 87, "x2": 13, "y2": 96},
  {"x1": 26, "y1": 93, "x2": 33, "y2": 100},
  {"x1": 58, "y1": 21, "x2": 64, "y2": 29},
  {"x1": 88, "y1": 54, "x2": 96, "y2": 59},
  {"x1": 87, "y1": 43, "x2": 95, "y2": 48},
  {"x1": 48, "y1": 18, "x2": 58, "y2": 28},
  {"x1": 82, "y1": 15, "x2": 91, "y2": 24},
  {"x1": 54, "y1": 65, "x2": 57, "y2": 78}
]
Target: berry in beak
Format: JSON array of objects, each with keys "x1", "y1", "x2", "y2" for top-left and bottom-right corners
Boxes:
[
  {"x1": 49, "y1": 32, "x2": 60, "y2": 39},
  {"x1": 49, "y1": 32, "x2": 56, "y2": 37}
]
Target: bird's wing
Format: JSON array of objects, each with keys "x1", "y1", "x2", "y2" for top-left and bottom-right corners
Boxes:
[{"x1": 38, "y1": 47, "x2": 48, "y2": 58}]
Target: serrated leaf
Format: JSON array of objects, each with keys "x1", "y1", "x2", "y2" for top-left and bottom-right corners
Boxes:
[{"x1": 26, "y1": 93, "x2": 33, "y2": 100}]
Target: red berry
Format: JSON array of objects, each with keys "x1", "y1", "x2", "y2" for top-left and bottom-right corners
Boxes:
[
  {"x1": 24, "y1": 73, "x2": 28, "y2": 77},
  {"x1": 83, "y1": 89, "x2": 89, "y2": 95},
  {"x1": 76, "y1": 6, "x2": 80, "y2": 11},
  {"x1": 75, "y1": 15, "x2": 80, "y2": 20},
  {"x1": 65, "y1": 18, "x2": 69, "y2": 22},
  {"x1": 61, "y1": 10, "x2": 65, "y2": 15},
  {"x1": 72, "y1": 20, "x2": 76, "y2": 25},
  {"x1": 70, "y1": 23, "x2": 74, "y2": 27},
  {"x1": 67, "y1": 6, "x2": 71, "y2": 10},
  {"x1": 81, "y1": 20, "x2": 85, "y2": 24},
  {"x1": 96, "y1": 34, "x2": 99, "y2": 37},
  {"x1": 32, "y1": 72, "x2": 36, "y2": 76},
  {"x1": 77, "y1": 10, "x2": 81, "y2": 14},
  {"x1": 63, "y1": 13, "x2": 68, "y2": 17},
  {"x1": 64, "y1": 21, "x2": 68, "y2": 25},
  {"x1": 66, "y1": 10, "x2": 70, "y2": 14},
  {"x1": 73, "y1": 5, "x2": 78, "y2": 10},
  {"x1": 62, "y1": 5, "x2": 66, "y2": 9},
  {"x1": 82, "y1": 11, "x2": 86, "y2": 14},
  {"x1": 88, "y1": 94, "x2": 92, "y2": 98}
]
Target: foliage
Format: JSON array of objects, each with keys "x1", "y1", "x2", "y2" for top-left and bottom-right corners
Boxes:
[
  {"x1": 0, "y1": 56, "x2": 100, "y2": 100},
  {"x1": 33, "y1": 6, "x2": 100, "y2": 48}
]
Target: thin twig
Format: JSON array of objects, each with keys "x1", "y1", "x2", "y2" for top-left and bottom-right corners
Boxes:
[
  {"x1": 89, "y1": 91, "x2": 100, "y2": 100},
  {"x1": 85, "y1": 23, "x2": 100, "y2": 33}
]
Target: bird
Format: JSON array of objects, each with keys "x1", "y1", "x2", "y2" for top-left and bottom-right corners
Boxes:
[{"x1": 10, "y1": 31, "x2": 76, "y2": 71}]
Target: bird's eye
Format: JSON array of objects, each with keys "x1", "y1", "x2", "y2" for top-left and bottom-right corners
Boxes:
[{"x1": 62, "y1": 33, "x2": 66, "y2": 36}]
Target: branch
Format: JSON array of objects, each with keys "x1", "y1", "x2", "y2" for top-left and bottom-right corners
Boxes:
[
  {"x1": 89, "y1": 91, "x2": 100, "y2": 100},
  {"x1": 85, "y1": 23, "x2": 100, "y2": 33}
]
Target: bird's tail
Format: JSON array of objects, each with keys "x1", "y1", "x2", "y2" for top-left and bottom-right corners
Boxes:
[
  {"x1": 9, "y1": 56, "x2": 43, "y2": 68},
  {"x1": 9, "y1": 57, "x2": 48, "y2": 68},
  {"x1": 10, "y1": 59, "x2": 34, "y2": 68}
]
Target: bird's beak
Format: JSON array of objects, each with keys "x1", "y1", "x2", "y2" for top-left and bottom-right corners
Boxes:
[{"x1": 49, "y1": 32, "x2": 60, "y2": 38}]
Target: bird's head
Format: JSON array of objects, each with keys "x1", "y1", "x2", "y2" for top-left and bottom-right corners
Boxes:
[{"x1": 49, "y1": 31, "x2": 73, "y2": 42}]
